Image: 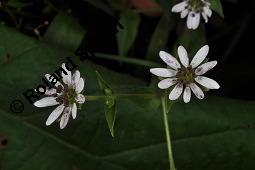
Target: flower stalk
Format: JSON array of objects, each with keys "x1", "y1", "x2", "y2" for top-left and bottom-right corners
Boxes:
[
  {"x1": 85, "y1": 93, "x2": 157, "y2": 101},
  {"x1": 161, "y1": 95, "x2": 175, "y2": 170}
]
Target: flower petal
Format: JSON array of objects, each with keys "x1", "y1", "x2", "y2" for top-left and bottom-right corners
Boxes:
[
  {"x1": 187, "y1": 11, "x2": 200, "y2": 30},
  {"x1": 190, "y1": 83, "x2": 204, "y2": 99},
  {"x1": 75, "y1": 94, "x2": 86, "y2": 104},
  {"x1": 61, "y1": 63, "x2": 72, "y2": 85},
  {"x1": 76, "y1": 78, "x2": 84, "y2": 93},
  {"x1": 159, "y1": 51, "x2": 181, "y2": 70},
  {"x1": 190, "y1": 45, "x2": 209, "y2": 68},
  {"x1": 178, "y1": 46, "x2": 189, "y2": 67},
  {"x1": 171, "y1": 1, "x2": 187, "y2": 13},
  {"x1": 45, "y1": 88, "x2": 57, "y2": 95},
  {"x1": 195, "y1": 76, "x2": 220, "y2": 89},
  {"x1": 183, "y1": 86, "x2": 191, "y2": 103},
  {"x1": 201, "y1": 12, "x2": 208, "y2": 23},
  {"x1": 195, "y1": 61, "x2": 217, "y2": 75},
  {"x1": 72, "y1": 103, "x2": 77, "y2": 119},
  {"x1": 72, "y1": 70, "x2": 80, "y2": 87},
  {"x1": 46, "y1": 104, "x2": 65, "y2": 126},
  {"x1": 181, "y1": 9, "x2": 189, "y2": 18},
  {"x1": 150, "y1": 68, "x2": 177, "y2": 77},
  {"x1": 60, "y1": 107, "x2": 71, "y2": 129},
  {"x1": 169, "y1": 83, "x2": 183, "y2": 100},
  {"x1": 203, "y1": 6, "x2": 212, "y2": 17},
  {"x1": 34, "y1": 97, "x2": 59, "y2": 107},
  {"x1": 158, "y1": 78, "x2": 177, "y2": 89}
]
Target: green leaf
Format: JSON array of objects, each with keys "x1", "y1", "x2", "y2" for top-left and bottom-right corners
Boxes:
[
  {"x1": 43, "y1": 12, "x2": 86, "y2": 51},
  {"x1": 1, "y1": 26, "x2": 255, "y2": 170},
  {"x1": 96, "y1": 71, "x2": 117, "y2": 137},
  {"x1": 210, "y1": 0, "x2": 224, "y2": 18},
  {"x1": 117, "y1": 11, "x2": 140, "y2": 56}
]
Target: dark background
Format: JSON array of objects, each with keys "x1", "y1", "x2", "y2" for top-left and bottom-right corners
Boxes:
[{"x1": 1, "y1": 0, "x2": 254, "y2": 100}]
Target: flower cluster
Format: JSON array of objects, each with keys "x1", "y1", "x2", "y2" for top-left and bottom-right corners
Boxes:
[
  {"x1": 33, "y1": 0, "x2": 221, "y2": 128},
  {"x1": 34, "y1": 63, "x2": 85, "y2": 129},
  {"x1": 150, "y1": 45, "x2": 219, "y2": 103},
  {"x1": 172, "y1": 0, "x2": 212, "y2": 30}
]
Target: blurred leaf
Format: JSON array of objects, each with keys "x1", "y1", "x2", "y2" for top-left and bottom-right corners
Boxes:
[
  {"x1": 146, "y1": 14, "x2": 173, "y2": 62},
  {"x1": 117, "y1": 11, "x2": 140, "y2": 56},
  {"x1": 1, "y1": 26, "x2": 255, "y2": 170},
  {"x1": 176, "y1": 25, "x2": 206, "y2": 57},
  {"x1": 43, "y1": 12, "x2": 86, "y2": 51},
  {"x1": 106, "y1": 0, "x2": 129, "y2": 11},
  {"x1": 210, "y1": 0, "x2": 224, "y2": 18},
  {"x1": 82, "y1": 0, "x2": 114, "y2": 16},
  {"x1": 96, "y1": 71, "x2": 117, "y2": 137},
  {"x1": 157, "y1": 0, "x2": 178, "y2": 12},
  {"x1": 130, "y1": 0, "x2": 162, "y2": 17},
  {"x1": 6, "y1": 0, "x2": 27, "y2": 11}
]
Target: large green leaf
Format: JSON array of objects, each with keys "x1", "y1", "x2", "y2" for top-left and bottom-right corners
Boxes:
[
  {"x1": 117, "y1": 11, "x2": 140, "y2": 56},
  {"x1": 1, "y1": 26, "x2": 255, "y2": 170}
]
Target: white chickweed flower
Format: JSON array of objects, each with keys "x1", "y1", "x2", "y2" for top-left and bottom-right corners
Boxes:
[
  {"x1": 150, "y1": 45, "x2": 220, "y2": 103},
  {"x1": 34, "y1": 63, "x2": 85, "y2": 129},
  {"x1": 171, "y1": 0, "x2": 212, "y2": 30}
]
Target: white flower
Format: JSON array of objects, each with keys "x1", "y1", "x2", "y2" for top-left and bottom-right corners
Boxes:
[
  {"x1": 150, "y1": 45, "x2": 220, "y2": 103},
  {"x1": 171, "y1": 0, "x2": 212, "y2": 30},
  {"x1": 34, "y1": 64, "x2": 85, "y2": 129}
]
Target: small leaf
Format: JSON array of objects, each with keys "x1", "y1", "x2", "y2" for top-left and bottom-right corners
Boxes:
[
  {"x1": 210, "y1": 0, "x2": 224, "y2": 18},
  {"x1": 117, "y1": 11, "x2": 140, "y2": 56},
  {"x1": 95, "y1": 71, "x2": 117, "y2": 137},
  {"x1": 105, "y1": 97, "x2": 117, "y2": 137}
]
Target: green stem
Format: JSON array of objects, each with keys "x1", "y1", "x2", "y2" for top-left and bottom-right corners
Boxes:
[
  {"x1": 86, "y1": 93, "x2": 157, "y2": 101},
  {"x1": 161, "y1": 96, "x2": 175, "y2": 170},
  {"x1": 94, "y1": 52, "x2": 161, "y2": 68}
]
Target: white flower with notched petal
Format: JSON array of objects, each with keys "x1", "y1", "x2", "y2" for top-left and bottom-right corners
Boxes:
[
  {"x1": 34, "y1": 64, "x2": 85, "y2": 129},
  {"x1": 171, "y1": 0, "x2": 212, "y2": 30},
  {"x1": 150, "y1": 45, "x2": 220, "y2": 103}
]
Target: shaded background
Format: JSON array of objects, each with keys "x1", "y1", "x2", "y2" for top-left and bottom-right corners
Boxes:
[
  {"x1": 1, "y1": 0, "x2": 255, "y2": 170},
  {"x1": 0, "y1": 0, "x2": 255, "y2": 99}
]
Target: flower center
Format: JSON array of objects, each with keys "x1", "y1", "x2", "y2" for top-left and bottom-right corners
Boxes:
[
  {"x1": 176, "y1": 67, "x2": 195, "y2": 84},
  {"x1": 57, "y1": 87, "x2": 77, "y2": 106},
  {"x1": 188, "y1": 0, "x2": 206, "y2": 11},
  {"x1": 64, "y1": 88, "x2": 77, "y2": 103}
]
